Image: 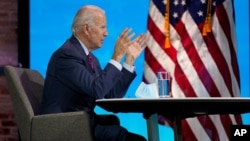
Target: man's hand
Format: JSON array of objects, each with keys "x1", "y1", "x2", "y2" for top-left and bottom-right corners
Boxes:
[
  {"x1": 112, "y1": 28, "x2": 135, "y2": 62},
  {"x1": 125, "y1": 34, "x2": 147, "y2": 65}
]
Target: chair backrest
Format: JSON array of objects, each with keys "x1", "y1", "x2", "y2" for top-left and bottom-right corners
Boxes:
[{"x1": 4, "y1": 65, "x2": 44, "y2": 141}]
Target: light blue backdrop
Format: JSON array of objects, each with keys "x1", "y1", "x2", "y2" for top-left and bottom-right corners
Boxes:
[{"x1": 30, "y1": 0, "x2": 249, "y2": 140}]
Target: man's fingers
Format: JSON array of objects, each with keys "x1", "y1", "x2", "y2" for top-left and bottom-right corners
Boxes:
[
  {"x1": 141, "y1": 42, "x2": 147, "y2": 49},
  {"x1": 119, "y1": 28, "x2": 132, "y2": 38},
  {"x1": 127, "y1": 32, "x2": 135, "y2": 40},
  {"x1": 138, "y1": 35, "x2": 146, "y2": 45},
  {"x1": 134, "y1": 34, "x2": 147, "y2": 47}
]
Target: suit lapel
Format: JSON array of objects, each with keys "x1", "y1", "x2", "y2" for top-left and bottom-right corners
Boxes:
[{"x1": 69, "y1": 36, "x2": 94, "y2": 72}]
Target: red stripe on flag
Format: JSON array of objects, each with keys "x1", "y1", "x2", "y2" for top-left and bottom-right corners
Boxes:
[
  {"x1": 144, "y1": 47, "x2": 165, "y2": 74},
  {"x1": 182, "y1": 120, "x2": 198, "y2": 141},
  {"x1": 234, "y1": 114, "x2": 243, "y2": 124}
]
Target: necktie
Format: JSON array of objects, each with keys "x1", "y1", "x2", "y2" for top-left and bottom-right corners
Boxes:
[{"x1": 87, "y1": 53, "x2": 94, "y2": 71}]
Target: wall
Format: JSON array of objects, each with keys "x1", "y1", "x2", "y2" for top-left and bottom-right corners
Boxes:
[{"x1": 0, "y1": 0, "x2": 19, "y2": 140}]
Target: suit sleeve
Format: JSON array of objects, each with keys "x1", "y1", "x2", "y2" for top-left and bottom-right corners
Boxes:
[
  {"x1": 55, "y1": 48, "x2": 135, "y2": 99},
  {"x1": 104, "y1": 67, "x2": 136, "y2": 98}
]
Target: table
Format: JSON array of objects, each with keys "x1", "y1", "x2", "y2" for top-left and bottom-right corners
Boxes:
[{"x1": 96, "y1": 97, "x2": 250, "y2": 141}]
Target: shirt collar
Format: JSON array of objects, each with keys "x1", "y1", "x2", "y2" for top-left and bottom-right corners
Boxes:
[{"x1": 75, "y1": 36, "x2": 90, "y2": 55}]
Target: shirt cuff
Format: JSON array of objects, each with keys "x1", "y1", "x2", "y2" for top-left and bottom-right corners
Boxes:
[
  {"x1": 109, "y1": 59, "x2": 122, "y2": 71},
  {"x1": 123, "y1": 63, "x2": 135, "y2": 73}
]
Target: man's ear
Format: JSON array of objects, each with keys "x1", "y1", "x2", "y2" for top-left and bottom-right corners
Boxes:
[{"x1": 83, "y1": 24, "x2": 90, "y2": 36}]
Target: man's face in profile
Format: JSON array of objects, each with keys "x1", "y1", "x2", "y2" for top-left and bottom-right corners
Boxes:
[{"x1": 87, "y1": 12, "x2": 108, "y2": 50}]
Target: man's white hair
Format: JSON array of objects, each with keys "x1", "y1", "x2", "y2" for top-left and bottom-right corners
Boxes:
[{"x1": 71, "y1": 5, "x2": 105, "y2": 34}]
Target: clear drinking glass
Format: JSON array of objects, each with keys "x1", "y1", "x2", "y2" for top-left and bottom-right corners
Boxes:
[{"x1": 157, "y1": 71, "x2": 170, "y2": 98}]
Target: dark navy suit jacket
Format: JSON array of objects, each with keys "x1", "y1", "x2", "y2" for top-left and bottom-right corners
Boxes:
[{"x1": 40, "y1": 36, "x2": 136, "y2": 117}]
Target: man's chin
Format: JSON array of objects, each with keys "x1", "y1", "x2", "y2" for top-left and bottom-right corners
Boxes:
[
  {"x1": 92, "y1": 44, "x2": 102, "y2": 50},
  {"x1": 98, "y1": 44, "x2": 103, "y2": 48}
]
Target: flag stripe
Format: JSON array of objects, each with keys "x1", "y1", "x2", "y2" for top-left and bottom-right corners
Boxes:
[
  {"x1": 182, "y1": 119, "x2": 201, "y2": 141},
  {"x1": 143, "y1": 62, "x2": 156, "y2": 84},
  {"x1": 145, "y1": 47, "x2": 165, "y2": 75}
]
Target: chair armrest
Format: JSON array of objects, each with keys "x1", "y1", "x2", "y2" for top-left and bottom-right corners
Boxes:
[{"x1": 31, "y1": 111, "x2": 94, "y2": 141}]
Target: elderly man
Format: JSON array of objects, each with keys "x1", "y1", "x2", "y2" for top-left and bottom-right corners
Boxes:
[{"x1": 40, "y1": 5, "x2": 147, "y2": 141}]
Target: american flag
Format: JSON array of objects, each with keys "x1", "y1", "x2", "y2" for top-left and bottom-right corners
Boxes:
[{"x1": 143, "y1": 0, "x2": 242, "y2": 140}]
